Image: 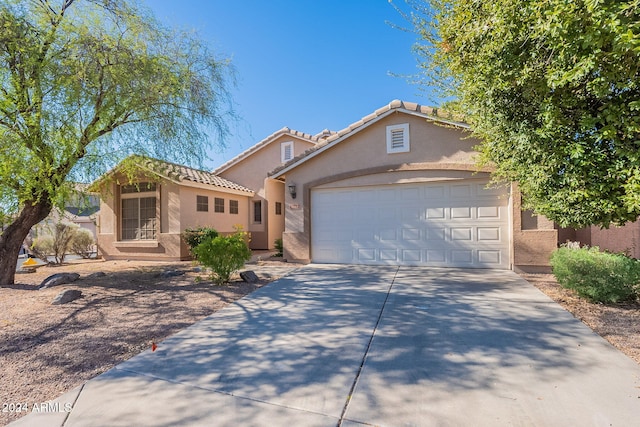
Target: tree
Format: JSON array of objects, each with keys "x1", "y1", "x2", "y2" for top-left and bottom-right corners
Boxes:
[
  {"x1": 406, "y1": 0, "x2": 640, "y2": 228},
  {"x1": 0, "y1": 0, "x2": 235, "y2": 285}
]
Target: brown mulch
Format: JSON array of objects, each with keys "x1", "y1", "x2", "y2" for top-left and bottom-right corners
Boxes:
[
  {"x1": 521, "y1": 273, "x2": 640, "y2": 365},
  {"x1": 0, "y1": 258, "x2": 293, "y2": 426}
]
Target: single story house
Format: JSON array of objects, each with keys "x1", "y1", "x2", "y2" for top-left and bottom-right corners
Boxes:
[
  {"x1": 92, "y1": 100, "x2": 640, "y2": 269},
  {"x1": 94, "y1": 156, "x2": 253, "y2": 261}
]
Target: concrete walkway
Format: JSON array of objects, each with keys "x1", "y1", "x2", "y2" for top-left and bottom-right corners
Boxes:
[{"x1": 12, "y1": 265, "x2": 640, "y2": 426}]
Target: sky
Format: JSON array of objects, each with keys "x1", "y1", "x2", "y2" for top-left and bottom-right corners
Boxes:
[{"x1": 144, "y1": 0, "x2": 433, "y2": 170}]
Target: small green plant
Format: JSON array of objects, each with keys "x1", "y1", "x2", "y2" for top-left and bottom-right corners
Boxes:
[
  {"x1": 274, "y1": 238, "x2": 283, "y2": 257},
  {"x1": 550, "y1": 246, "x2": 640, "y2": 303},
  {"x1": 192, "y1": 227, "x2": 251, "y2": 285},
  {"x1": 182, "y1": 227, "x2": 219, "y2": 257}
]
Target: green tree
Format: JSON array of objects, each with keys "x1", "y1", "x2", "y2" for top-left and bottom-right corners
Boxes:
[
  {"x1": 407, "y1": 0, "x2": 640, "y2": 228},
  {"x1": 0, "y1": 0, "x2": 235, "y2": 285}
]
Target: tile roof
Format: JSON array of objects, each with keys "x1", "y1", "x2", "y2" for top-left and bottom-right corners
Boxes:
[
  {"x1": 269, "y1": 100, "x2": 467, "y2": 177},
  {"x1": 134, "y1": 156, "x2": 253, "y2": 193},
  {"x1": 212, "y1": 127, "x2": 321, "y2": 174}
]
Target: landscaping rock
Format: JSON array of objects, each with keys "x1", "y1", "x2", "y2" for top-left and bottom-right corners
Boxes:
[
  {"x1": 39, "y1": 273, "x2": 80, "y2": 289},
  {"x1": 86, "y1": 271, "x2": 107, "y2": 279},
  {"x1": 240, "y1": 270, "x2": 259, "y2": 283},
  {"x1": 52, "y1": 289, "x2": 82, "y2": 305},
  {"x1": 160, "y1": 270, "x2": 185, "y2": 279}
]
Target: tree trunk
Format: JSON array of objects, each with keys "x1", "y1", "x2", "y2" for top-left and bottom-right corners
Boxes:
[{"x1": 0, "y1": 199, "x2": 52, "y2": 286}]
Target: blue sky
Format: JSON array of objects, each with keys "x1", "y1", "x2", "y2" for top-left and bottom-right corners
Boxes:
[{"x1": 145, "y1": 1, "x2": 432, "y2": 169}]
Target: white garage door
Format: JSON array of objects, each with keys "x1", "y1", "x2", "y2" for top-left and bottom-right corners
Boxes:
[{"x1": 311, "y1": 180, "x2": 510, "y2": 269}]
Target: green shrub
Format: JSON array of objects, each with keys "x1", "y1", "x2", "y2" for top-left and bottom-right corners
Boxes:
[
  {"x1": 192, "y1": 228, "x2": 251, "y2": 285},
  {"x1": 274, "y1": 238, "x2": 283, "y2": 257},
  {"x1": 31, "y1": 236, "x2": 54, "y2": 263},
  {"x1": 70, "y1": 228, "x2": 95, "y2": 259},
  {"x1": 182, "y1": 227, "x2": 219, "y2": 256},
  {"x1": 550, "y1": 246, "x2": 640, "y2": 303}
]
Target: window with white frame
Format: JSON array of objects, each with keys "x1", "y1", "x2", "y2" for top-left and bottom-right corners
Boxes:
[
  {"x1": 386, "y1": 123, "x2": 410, "y2": 153},
  {"x1": 121, "y1": 182, "x2": 157, "y2": 240},
  {"x1": 281, "y1": 141, "x2": 294, "y2": 163}
]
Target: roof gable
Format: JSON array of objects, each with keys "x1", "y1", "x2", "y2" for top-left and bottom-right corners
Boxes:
[
  {"x1": 270, "y1": 100, "x2": 467, "y2": 178},
  {"x1": 212, "y1": 127, "x2": 321, "y2": 174}
]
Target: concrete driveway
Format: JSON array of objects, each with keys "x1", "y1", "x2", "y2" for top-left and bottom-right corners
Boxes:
[{"x1": 13, "y1": 265, "x2": 640, "y2": 426}]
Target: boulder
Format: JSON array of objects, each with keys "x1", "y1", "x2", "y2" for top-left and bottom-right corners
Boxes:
[
  {"x1": 239, "y1": 270, "x2": 259, "y2": 283},
  {"x1": 160, "y1": 270, "x2": 185, "y2": 279},
  {"x1": 39, "y1": 273, "x2": 80, "y2": 289},
  {"x1": 52, "y1": 289, "x2": 82, "y2": 305},
  {"x1": 86, "y1": 271, "x2": 107, "y2": 279}
]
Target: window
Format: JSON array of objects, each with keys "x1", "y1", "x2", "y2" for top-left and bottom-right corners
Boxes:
[
  {"x1": 275, "y1": 201, "x2": 282, "y2": 215},
  {"x1": 230, "y1": 199, "x2": 239, "y2": 214},
  {"x1": 214, "y1": 197, "x2": 225, "y2": 213},
  {"x1": 386, "y1": 123, "x2": 410, "y2": 153},
  {"x1": 121, "y1": 183, "x2": 157, "y2": 240},
  {"x1": 196, "y1": 195, "x2": 208, "y2": 212},
  {"x1": 254, "y1": 200, "x2": 262, "y2": 223},
  {"x1": 281, "y1": 141, "x2": 294, "y2": 163}
]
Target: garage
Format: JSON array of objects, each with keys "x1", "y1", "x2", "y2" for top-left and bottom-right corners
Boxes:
[{"x1": 311, "y1": 179, "x2": 510, "y2": 269}]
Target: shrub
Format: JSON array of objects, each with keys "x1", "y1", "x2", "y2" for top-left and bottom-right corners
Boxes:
[
  {"x1": 31, "y1": 236, "x2": 54, "y2": 263},
  {"x1": 274, "y1": 238, "x2": 283, "y2": 257},
  {"x1": 71, "y1": 228, "x2": 95, "y2": 259},
  {"x1": 192, "y1": 227, "x2": 252, "y2": 285},
  {"x1": 550, "y1": 246, "x2": 640, "y2": 303},
  {"x1": 50, "y1": 222, "x2": 78, "y2": 264},
  {"x1": 182, "y1": 227, "x2": 219, "y2": 256}
]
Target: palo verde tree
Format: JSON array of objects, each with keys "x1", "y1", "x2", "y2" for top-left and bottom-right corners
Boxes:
[
  {"x1": 0, "y1": 0, "x2": 235, "y2": 285},
  {"x1": 406, "y1": 0, "x2": 640, "y2": 228}
]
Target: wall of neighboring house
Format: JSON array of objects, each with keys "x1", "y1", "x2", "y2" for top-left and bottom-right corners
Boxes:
[
  {"x1": 97, "y1": 178, "x2": 250, "y2": 261},
  {"x1": 279, "y1": 112, "x2": 557, "y2": 270},
  {"x1": 217, "y1": 134, "x2": 315, "y2": 250},
  {"x1": 561, "y1": 221, "x2": 640, "y2": 259}
]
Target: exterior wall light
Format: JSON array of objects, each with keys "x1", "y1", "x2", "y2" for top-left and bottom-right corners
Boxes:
[{"x1": 288, "y1": 183, "x2": 297, "y2": 199}]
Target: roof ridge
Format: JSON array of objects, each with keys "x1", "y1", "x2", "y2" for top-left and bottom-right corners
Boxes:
[
  {"x1": 133, "y1": 155, "x2": 253, "y2": 193},
  {"x1": 269, "y1": 99, "x2": 463, "y2": 177},
  {"x1": 212, "y1": 127, "x2": 320, "y2": 174}
]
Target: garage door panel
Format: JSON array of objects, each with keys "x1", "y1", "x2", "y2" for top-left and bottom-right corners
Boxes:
[{"x1": 311, "y1": 180, "x2": 510, "y2": 269}]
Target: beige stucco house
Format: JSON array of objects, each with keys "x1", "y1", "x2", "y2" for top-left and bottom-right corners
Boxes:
[
  {"x1": 94, "y1": 156, "x2": 253, "y2": 261},
  {"x1": 270, "y1": 100, "x2": 556, "y2": 272},
  {"x1": 213, "y1": 127, "x2": 320, "y2": 250},
  {"x1": 95, "y1": 100, "x2": 640, "y2": 270}
]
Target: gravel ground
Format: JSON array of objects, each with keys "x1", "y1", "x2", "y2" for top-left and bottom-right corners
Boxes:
[
  {"x1": 1, "y1": 263, "x2": 638, "y2": 426},
  {"x1": 0, "y1": 258, "x2": 299, "y2": 426}
]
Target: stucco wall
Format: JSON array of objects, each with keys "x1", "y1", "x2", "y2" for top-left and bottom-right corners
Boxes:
[
  {"x1": 179, "y1": 186, "x2": 249, "y2": 233},
  {"x1": 97, "y1": 178, "x2": 250, "y2": 261},
  {"x1": 581, "y1": 222, "x2": 640, "y2": 258},
  {"x1": 279, "y1": 112, "x2": 558, "y2": 270},
  {"x1": 219, "y1": 134, "x2": 315, "y2": 250},
  {"x1": 281, "y1": 114, "x2": 491, "y2": 263}
]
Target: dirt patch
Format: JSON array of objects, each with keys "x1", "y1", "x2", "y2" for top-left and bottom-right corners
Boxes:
[
  {"x1": 0, "y1": 258, "x2": 297, "y2": 426},
  {"x1": 522, "y1": 273, "x2": 640, "y2": 365}
]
